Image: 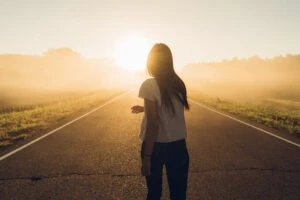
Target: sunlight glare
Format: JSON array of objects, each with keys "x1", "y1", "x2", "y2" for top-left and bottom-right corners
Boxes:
[{"x1": 115, "y1": 35, "x2": 151, "y2": 71}]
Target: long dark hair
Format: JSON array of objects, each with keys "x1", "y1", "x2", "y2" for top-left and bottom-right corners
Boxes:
[{"x1": 146, "y1": 43, "x2": 189, "y2": 114}]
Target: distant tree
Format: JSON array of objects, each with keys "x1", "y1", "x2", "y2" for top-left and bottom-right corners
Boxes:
[
  {"x1": 43, "y1": 47, "x2": 81, "y2": 58},
  {"x1": 247, "y1": 55, "x2": 263, "y2": 62}
]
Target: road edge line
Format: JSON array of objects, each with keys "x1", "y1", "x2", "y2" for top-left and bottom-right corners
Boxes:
[
  {"x1": 189, "y1": 98, "x2": 300, "y2": 148},
  {"x1": 0, "y1": 89, "x2": 133, "y2": 161}
]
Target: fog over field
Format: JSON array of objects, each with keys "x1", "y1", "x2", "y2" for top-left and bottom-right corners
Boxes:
[
  {"x1": 0, "y1": 48, "x2": 144, "y2": 107},
  {"x1": 182, "y1": 55, "x2": 300, "y2": 102},
  {"x1": 1, "y1": 48, "x2": 300, "y2": 107}
]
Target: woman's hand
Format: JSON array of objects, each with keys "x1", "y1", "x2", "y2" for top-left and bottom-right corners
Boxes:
[
  {"x1": 141, "y1": 157, "x2": 151, "y2": 176},
  {"x1": 131, "y1": 105, "x2": 144, "y2": 113}
]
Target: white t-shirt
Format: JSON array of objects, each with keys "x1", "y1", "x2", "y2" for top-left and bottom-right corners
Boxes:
[{"x1": 138, "y1": 78, "x2": 187, "y2": 143}]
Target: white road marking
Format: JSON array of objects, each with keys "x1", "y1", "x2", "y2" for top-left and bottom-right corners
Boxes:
[
  {"x1": 0, "y1": 90, "x2": 133, "y2": 161},
  {"x1": 189, "y1": 98, "x2": 300, "y2": 148}
]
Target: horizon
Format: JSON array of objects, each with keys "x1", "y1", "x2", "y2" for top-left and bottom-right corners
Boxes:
[{"x1": 0, "y1": 47, "x2": 298, "y2": 64}]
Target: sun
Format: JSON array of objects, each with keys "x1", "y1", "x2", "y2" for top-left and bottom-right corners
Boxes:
[{"x1": 115, "y1": 35, "x2": 152, "y2": 71}]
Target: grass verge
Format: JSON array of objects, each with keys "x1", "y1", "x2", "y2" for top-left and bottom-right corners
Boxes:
[
  {"x1": 190, "y1": 91, "x2": 300, "y2": 137},
  {"x1": 0, "y1": 89, "x2": 125, "y2": 147}
]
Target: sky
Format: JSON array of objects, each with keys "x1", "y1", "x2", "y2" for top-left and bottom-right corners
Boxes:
[{"x1": 1, "y1": 0, "x2": 300, "y2": 67}]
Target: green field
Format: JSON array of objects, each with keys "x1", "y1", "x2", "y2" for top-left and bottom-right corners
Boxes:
[{"x1": 0, "y1": 89, "x2": 124, "y2": 147}]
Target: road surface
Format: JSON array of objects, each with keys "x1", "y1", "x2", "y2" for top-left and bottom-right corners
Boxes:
[{"x1": 0, "y1": 91, "x2": 299, "y2": 199}]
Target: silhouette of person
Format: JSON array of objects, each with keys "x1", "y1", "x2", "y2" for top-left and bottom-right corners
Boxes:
[{"x1": 131, "y1": 43, "x2": 190, "y2": 200}]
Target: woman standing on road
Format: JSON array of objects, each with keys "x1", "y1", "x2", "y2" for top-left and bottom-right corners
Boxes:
[{"x1": 131, "y1": 43, "x2": 190, "y2": 200}]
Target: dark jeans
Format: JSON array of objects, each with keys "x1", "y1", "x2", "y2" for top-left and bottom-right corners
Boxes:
[{"x1": 141, "y1": 139, "x2": 189, "y2": 200}]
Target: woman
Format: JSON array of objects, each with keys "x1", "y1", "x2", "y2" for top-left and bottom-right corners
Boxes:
[{"x1": 131, "y1": 43, "x2": 190, "y2": 200}]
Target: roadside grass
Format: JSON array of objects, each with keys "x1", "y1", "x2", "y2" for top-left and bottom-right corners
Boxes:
[
  {"x1": 190, "y1": 91, "x2": 300, "y2": 137},
  {"x1": 0, "y1": 89, "x2": 124, "y2": 147}
]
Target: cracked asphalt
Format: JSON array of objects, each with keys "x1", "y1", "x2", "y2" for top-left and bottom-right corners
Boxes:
[{"x1": 0, "y1": 91, "x2": 299, "y2": 200}]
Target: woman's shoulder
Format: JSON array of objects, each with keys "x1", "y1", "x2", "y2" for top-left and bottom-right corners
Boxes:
[
  {"x1": 140, "y1": 78, "x2": 157, "y2": 88},
  {"x1": 142, "y1": 78, "x2": 156, "y2": 84},
  {"x1": 139, "y1": 78, "x2": 160, "y2": 96}
]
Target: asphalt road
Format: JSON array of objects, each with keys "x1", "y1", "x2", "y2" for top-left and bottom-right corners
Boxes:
[{"x1": 0, "y1": 91, "x2": 299, "y2": 200}]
